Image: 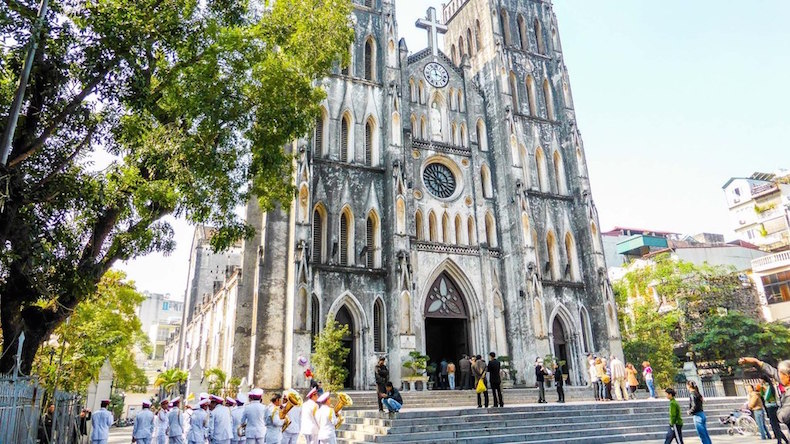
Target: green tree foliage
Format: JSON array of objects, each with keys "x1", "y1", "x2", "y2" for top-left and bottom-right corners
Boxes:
[
  {"x1": 688, "y1": 311, "x2": 790, "y2": 368},
  {"x1": 204, "y1": 367, "x2": 241, "y2": 397},
  {"x1": 0, "y1": 0, "x2": 354, "y2": 373},
  {"x1": 33, "y1": 270, "x2": 150, "y2": 393},
  {"x1": 154, "y1": 368, "x2": 189, "y2": 398},
  {"x1": 311, "y1": 319, "x2": 350, "y2": 393}
]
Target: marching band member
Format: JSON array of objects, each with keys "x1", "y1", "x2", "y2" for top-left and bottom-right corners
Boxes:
[
  {"x1": 187, "y1": 399, "x2": 209, "y2": 444},
  {"x1": 90, "y1": 399, "x2": 114, "y2": 444},
  {"x1": 264, "y1": 393, "x2": 285, "y2": 443},
  {"x1": 231, "y1": 395, "x2": 246, "y2": 444},
  {"x1": 167, "y1": 398, "x2": 186, "y2": 444},
  {"x1": 241, "y1": 388, "x2": 267, "y2": 444},
  {"x1": 315, "y1": 393, "x2": 337, "y2": 444},
  {"x1": 156, "y1": 400, "x2": 169, "y2": 444},
  {"x1": 132, "y1": 401, "x2": 155, "y2": 444},
  {"x1": 299, "y1": 388, "x2": 319, "y2": 444},
  {"x1": 281, "y1": 393, "x2": 301, "y2": 444},
  {"x1": 210, "y1": 395, "x2": 234, "y2": 444}
]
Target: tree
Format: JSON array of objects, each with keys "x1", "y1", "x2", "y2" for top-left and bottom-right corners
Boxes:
[
  {"x1": 0, "y1": 0, "x2": 353, "y2": 373},
  {"x1": 154, "y1": 368, "x2": 189, "y2": 399},
  {"x1": 689, "y1": 311, "x2": 790, "y2": 369},
  {"x1": 32, "y1": 270, "x2": 150, "y2": 393},
  {"x1": 311, "y1": 319, "x2": 350, "y2": 393},
  {"x1": 204, "y1": 367, "x2": 241, "y2": 397}
]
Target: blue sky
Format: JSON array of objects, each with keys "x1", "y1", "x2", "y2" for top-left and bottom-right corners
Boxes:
[{"x1": 119, "y1": 0, "x2": 790, "y2": 296}]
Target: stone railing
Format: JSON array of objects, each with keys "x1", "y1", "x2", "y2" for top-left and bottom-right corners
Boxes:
[
  {"x1": 752, "y1": 250, "x2": 790, "y2": 272},
  {"x1": 412, "y1": 139, "x2": 472, "y2": 157},
  {"x1": 413, "y1": 241, "x2": 480, "y2": 256}
]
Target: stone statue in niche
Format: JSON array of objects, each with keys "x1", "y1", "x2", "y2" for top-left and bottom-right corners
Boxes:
[{"x1": 430, "y1": 102, "x2": 442, "y2": 140}]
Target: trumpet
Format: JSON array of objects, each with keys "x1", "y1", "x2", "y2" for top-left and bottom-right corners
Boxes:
[
  {"x1": 334, "y1": 392, "x2": 353, "y2": 430},
  {"x1": 236, "y1": 423, "x2": 246, "y2": 438},
  {"x1": 280, "y1": 390, "x2": 303, "y2": 433}
]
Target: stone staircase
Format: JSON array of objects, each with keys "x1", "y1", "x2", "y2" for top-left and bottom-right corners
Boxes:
[{"x1": 337, "y1": 397, "x2": 745, "y2": 443}]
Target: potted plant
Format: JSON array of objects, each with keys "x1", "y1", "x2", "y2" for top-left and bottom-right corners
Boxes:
[
  {"x1": 498, "y1": 356, "x2": 518, "y2": 388},
  {"x1": 402, "y1": 351, "x2": 431, "y2": 391},
  {"x1": 543, "y1": 354, "x2": 556, "y2": 388}
]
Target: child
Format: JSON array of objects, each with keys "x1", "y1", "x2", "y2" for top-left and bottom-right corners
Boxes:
[{"x1": 665, "y1": 388, "x2": 684, "y2": 444}]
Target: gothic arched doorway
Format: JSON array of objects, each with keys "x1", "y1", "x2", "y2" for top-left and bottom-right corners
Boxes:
[
  {"x1": 424, "y1": 272, "x2": 470, "y2": 371},
  {"x1": 335, "y1": 305, "x2": 355, "y2": 388},
  {"x1": 552, "y1": 316, "x2": 571, "y2": 384}
]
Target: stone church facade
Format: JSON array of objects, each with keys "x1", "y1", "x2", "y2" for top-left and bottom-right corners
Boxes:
[{"x1": 225, "y1": 0, "x2": 622, "y2": 390}]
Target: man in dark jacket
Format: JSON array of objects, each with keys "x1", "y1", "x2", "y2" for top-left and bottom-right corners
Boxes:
[
  {"x1": 554, "y1": 362, "x2": 565, "y2": 403},
  {"x1": 459, "y1": 355, "x2": 471, "y2": 390},
  {"x1": 375, "y1": 357, "x2": 389, "y2": 412},
  {"x1": 741, "y1": 357, "x2": 790, "y2": 433},
  {"x1": 535, "y1": 358, "x2": 548, "y2": 403},
  {"x1": 487, "y1": 352, "x2": 503, "y2": 408},
  {"x1": 379, "y1": 382, "x2": 403, "y2": 414},
  {"x1": 473, "y1": 354, "x2": 489, "y2": 408}
]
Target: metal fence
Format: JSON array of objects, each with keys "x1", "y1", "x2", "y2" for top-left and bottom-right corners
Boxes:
[
  {"x1": 0, "y1": 376, "x2": 43, "y2": 444},
  {"x1": 49, "y1": 391, "x2": 83, "y2": 444}
]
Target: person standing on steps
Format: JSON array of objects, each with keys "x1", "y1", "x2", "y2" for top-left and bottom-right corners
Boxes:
[
  {"x1": 447, "y1": 360, "x2": 456, "y2": 390},
  {"x1": 748, "y1": 384, "x2": 770, "y2": 441},
  {"x1": 588, "y1": 355, "x2": 600, "y2": 402},
  {"x1": 440, "y1": 358, "x2": 449, "y2": 390},
  {"x1": 554, "y1": 362, "x2": 565, "y2": 403},
  {"x1": 643, "y1": 361, "x2": 657, "y2": 399},
  {"x1": 535, "y1": 358, "x2": 548, "y2": 404},
  {"x1": 459, "y1": 354, "x2": 471, "y2": 390},
  {"x1": 686, "y1": 381, "x2": 712, "y2": 444},
  {"x1": 375, "y1": 357, "x2": 389, "y2": 412},
  {"x1": 610, "y1": 355, "x2": 627, "y2": 401},
  {"x1": 626, "y1": 363, "x2": 639, "y2": 400},
  {"x1": 664, "y1": 388, "x2": 684, "y2": 444},
  {"x1": 473, "y1": 354, "x2": 489, "y2": 408},
  {"x1": 487, "y1": 352, "x2": 503, "y2": 408}
]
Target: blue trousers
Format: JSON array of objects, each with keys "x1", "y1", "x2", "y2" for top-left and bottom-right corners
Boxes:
[
  {"x1": 647, "y1": 379, "x2": 657, "y2": 398},
  {"x1": 382, "y1": 398, "x2": 402, "y2": 412},
  {"x1": 755, "y1": 408, "x2": 769, "y2": 439},
  {"x1": 692, "y1": 412, "x2": 712, "y2": 444}
]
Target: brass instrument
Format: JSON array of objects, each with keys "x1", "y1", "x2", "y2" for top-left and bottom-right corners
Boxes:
[
  {"x1": 280, "y1": 390, "x2": 303, "y2": 433},
  {"x1": 334, "y1": 392, "x2": 353, "y2": 429},
  {"x1": 237, "y1": 423, "x2": 246, "y2": 438}
]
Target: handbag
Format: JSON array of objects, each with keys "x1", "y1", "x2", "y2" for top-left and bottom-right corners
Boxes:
[
  {"x1": 476, "y1": 378, "x2": 486, "y2": 393},
  {"x1": 602, "y1": 375, "x2": 611, "y2": 384}
]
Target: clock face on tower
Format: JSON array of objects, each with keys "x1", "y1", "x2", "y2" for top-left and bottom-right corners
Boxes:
[{"x1": 423, "y1": 62, "x2": 449, "y2": 88}]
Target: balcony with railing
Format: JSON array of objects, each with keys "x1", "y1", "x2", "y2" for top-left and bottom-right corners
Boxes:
[{"x1": 752, "y1": 250, "x2": 790, "y2": 273}]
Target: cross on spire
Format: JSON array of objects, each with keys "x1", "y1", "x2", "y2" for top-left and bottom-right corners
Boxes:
[{"x1": 416, "y1": 7, "x2": 447, "y2": 58}]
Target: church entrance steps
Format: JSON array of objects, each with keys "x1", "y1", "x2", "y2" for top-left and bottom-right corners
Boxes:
[{"x1": 336, "y1": 398, "x2": 745, "y2": 444}]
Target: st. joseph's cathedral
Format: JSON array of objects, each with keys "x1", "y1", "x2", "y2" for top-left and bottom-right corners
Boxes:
[{"x1": 184, "y1": 0, "x2": 623, "y2": 390}]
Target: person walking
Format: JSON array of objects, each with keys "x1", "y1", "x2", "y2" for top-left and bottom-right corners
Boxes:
[
  {"x1": 187, "y1": 399, "x2": 209, "y2": 444},
  {"x1": 554, "y1": 362, "x2": 565, "y2": 403},
  {"x1": 440, "y1": 358, "x2": 449, "y2": 390},
  {"x1": 741, "y1": 357, "x2": 790, "y2": 434},
  {"x1": 156, "y1": 400, "x2": 169, "y2": 444},
  {"x1": 315, "y1": 392, "x2": 338, "y2": 444},
  {"x1": 626, "y1": 363, "x2": 639, "y2": 400},
  {"x1": 459, "y1": 355, "x2": 471, "y2": 390},
  {"x1": 447, "y1": 360, "x2": 456, "y2": 390},
  {"x1": 132, "y1": 401, "x2": 155, "y2": 444},
  {"x1": 762, "y1": 375, "x2": 789, "y2": 444},
  {"x1": 91, "y1": 400, "x2": 114, "y2": 444},
  {"x1": 264, "y1": 393, "x2": 285, "y2": 444},
  {"x1": 473, "y1": 354, "x2": 489, "y2": 408},
  {"x1": 379, "y1": 382, "x2": 403, "y2": 413},
  {"x1": 299, "y1": 388, "x2": 320, "y2": 444},
  {"x1": 643, "y1": 361, "x2": 657, "y2": 399},
  {"x1": 487, "y1": 352, "x2": 504, "y2": 408},
  {"x1": 589, "y1": 356, "x2": 600, "y2": 401},
  {"x1": 209, "y1": 395, "x2": 234, "y2": 444},
  {"x1": 686, "y1": 381, "x2": 712, "y2": 444},
  {"x1": 749, "y1": 384, "x2": 770, "y2": 440},
  {"x1": 375, "y1": 357, "x2": 389, "y2": 412},
  {"x1": 594, "y1": 358, "x2": 607, "y2": 401},
  {"x1": 664, "y1": 388, "x2": 684, "y2": 444},
  {"x1": 166, "y1": 398, "x2": 185, "y2": 444},
  {"x1": 610, "y1": 355, "x2": 627, "y2": 401},
  {"x1": 241, "y1": 388, "x2": 267, "y2": 444},
  {"x1": 535, "y1": 358, "x2": 548, "y2": 404},
  {"x1": 231, "y1": 396, "x2": 245, "y2": 444}
]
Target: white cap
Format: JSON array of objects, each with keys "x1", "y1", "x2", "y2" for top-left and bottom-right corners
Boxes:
[
  {"x1": 249, "y1": 388, "x2": 264, "y2": 399},
  {"x1": 317, "y1": 392, "x2": 331, "y2": 404},
  {"x1": 199, "y1": 392, "x2": 209, "y2": 400},
  {"x1": 199, "y1": 399, "x2": 210, "y2": 407}
]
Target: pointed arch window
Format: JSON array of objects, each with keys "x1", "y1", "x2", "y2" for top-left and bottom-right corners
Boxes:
[
  {"x1": 509, "y1": 72, "x2": 519, "y2": 112},
  {"x1": 449, "y1": 88, "x2": 456, "y2": 111},
  {"x1": 364, "y1": 38, "x2": 376, "y2": 81},
  {"x1": 467, "y1": 216, "x2": 476, "y2": 245},
  {"x1": 366, "y1": 211, "x2": 380, "y2": 268},
  {"x1": 458, "y1": 36, "x2": 465, "y2": 58},
  {"x1": 451, "y1": 122, "x2": 458, "y2": 145},
  {"x1": 395, "y1": 197, "x2": 405, "y2": 235},
  {"x1": 415, "y1": 210, "x2": 425, "y2": 241},
  {"x1": 521, "y1": 212, "x2": 530, "y2": 247},
  {"x1": 485, "y1": 212, "x2": 497, "y2": 247},
  {"x1": 420, "y1": 116, "x2": 428, "y2": 140},
  {"x1": 591, "y1": 222, "x2": 602, "y2": 253},
  {"x1": 339, "y1": 207, "x2": 354, "y2": 266},
  {"x1": 475, "y1": 20, "x2": 482, "y2": 50},
  {"x1": 458, "y1": 91, "x2": 465, "y2": 112},
  {"x1": 553, "y1": 150, "x2": 567, "y2": 194},
  {"x1": 500, "y1": 9, "x2": 511, "y2": 46},
  {"x1": 476, "y1": 119, "x2": 488, "y2": 151},
  {"x1": 460, "y1": 123, "x2": 467, "y2": 148},
  {"x1": 544, "y1": 79, "x2": 555, "y2": 120},
  {"x1": 546, "y1": 230, "x2": 560, "y2": 280},
  {"x1": 314, "y1": 111, "x2": 327, "y2": 156},
  {"x1": 365, "y1": 118, "x2": 375, "y2": 166},
  {"x1": 341, "y1": 113, "x2": 351, "y2": 162},
  {"x1": 580, "y1": 306, "x2": 592, "y2": 353},
  {"x1": 428, "y1": 211, "x2": 438, "y2": 242},
  {"x1": 481, "y1": 164, "x2": 493, "y2": 199},
  {"x1": 341, "y1": 44, "x2": 352, "y2": 76},
  {"x1": 466, "y1": 28, "x2": 474, "y2": 56},
  {"x1": 418, "y1": 80, "x2": 426, "y2": 104},
  {"x1": 310, "y1": 294, "x2": 320, "y2": 351},
  {"x1": 373, "y1": 299, "x2": 385, "y2": 352},
  {"x1": 455, "y1": 214, "x2": 464, "y2": 245},
  {"x1": 409, "y1": 78, "x2": 417, "y2": 102},
  {"x1": 519, "y1": 144, "x2": 530, "y2": 186},
  {"x1": 534, "y1": 18, "x2": 545, "y2": 54},
  {"x1": 526, "y1": 75, "x2": 537, "y2": 116},
  {"x1": 312, "y1": 206, "x2": 327, "y2": 263},
  {"x1": 451, "y1": 45, "x2": 458, "y2": 65},
  {"x1": 442, "y1": 212, "x2": 451, "y2": 244},
  {"x1": 565, "y1": 232, "x2": 580, "y2": 281},
  {"x1": 535, "y1": 147, "x2": 549, "y2": 192},
  {"x1": 517, "y1": 14, "x2": 528, "y2": 50}
]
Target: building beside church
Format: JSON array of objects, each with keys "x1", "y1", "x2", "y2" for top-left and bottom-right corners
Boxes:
[{"x1": 175, "y1": 0, "x2": 623, "y2": 390}]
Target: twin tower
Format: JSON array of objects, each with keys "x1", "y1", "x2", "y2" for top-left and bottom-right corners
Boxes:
[{"x1": 179, "y1": 0, "x2": 623, "y2": 391}]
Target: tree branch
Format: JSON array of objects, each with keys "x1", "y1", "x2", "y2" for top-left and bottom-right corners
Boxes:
[{"x1": 28, "y1": 127, "x2": 95, "y2": 195}]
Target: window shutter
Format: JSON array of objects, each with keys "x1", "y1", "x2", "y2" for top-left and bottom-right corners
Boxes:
[
  {"x1": 315, "y1": 116, "x2": 324, "y2": 156},
  {"x1": 365, "y1": 41, "x2": 373, "y2": 80},
  {"x1": 365, "y1": 121, "x2": 373, "y2": 166},
  {"x1": 312, "y1": 211, "x2": 322, "y2": 263},
  {"x1": 373, "y1": 301, "x2": 383, "y2": 352},
  {"x1": 340, "y1": 213, "x2": 349, "y2": 265},
  {"x1": 366, "y1": 216, "x2": 375, "y2": 268},
  {"x1": 341, "y1": 118, "x2": 349, "y2": 162},
  {"x1": 310, "y1": 295, "x2": 320, "y2": 351}
]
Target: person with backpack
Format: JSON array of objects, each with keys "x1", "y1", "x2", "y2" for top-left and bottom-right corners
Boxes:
[{"x1": 762, "y1": 374, "x2": 789, "y2": 444}]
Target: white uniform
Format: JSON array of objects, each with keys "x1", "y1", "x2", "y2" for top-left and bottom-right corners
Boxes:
[
  {"x1": 210, "y1": 405, "x2": 234, "y2": 444},
  {"x1": 264, "y1": 404, "x2": 285, "y2": 444},
  {"x1": 241, "y1": 400, "x2": 267, "y2": 443},
  {"x1": 315, "y1": 405, "x2": 337, "y2": 444},
  {"x1": 156, "y1": 409, "x2": 169, "y2": 444},
  {"x1": 281, "y1": 405, "x2": 301, "y2": 444},
  {"x1": 187, "y1": 408, "x2": 208, "y2": 444},
  {"x1": 299, "y1": 399, "x2": 319, "y2": 444},
  {"x1": 167, "y1": 408, "x2": 186, "y2": 444},
  {"x1": 90, "y1": 407, "x2": 114, "y2": 444},
  {"x1": 231, "y1": 406, "x2": 245, "y2": 444},
  {"x1": 132, "y1": 409, "x2": 155, "y2": 444}
]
